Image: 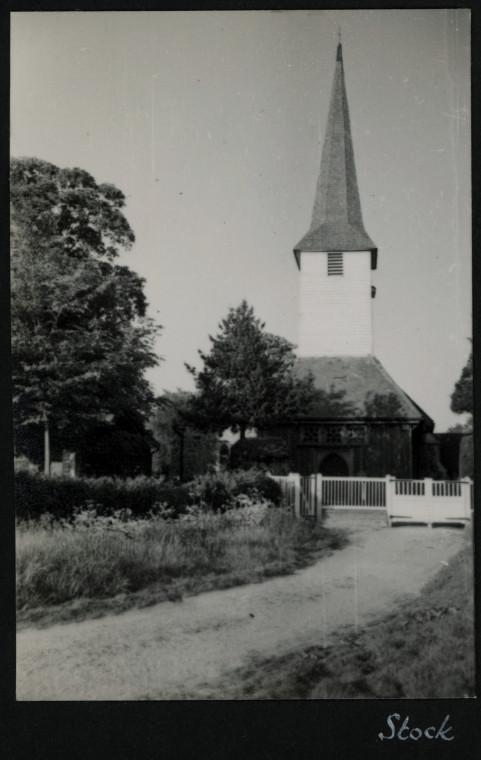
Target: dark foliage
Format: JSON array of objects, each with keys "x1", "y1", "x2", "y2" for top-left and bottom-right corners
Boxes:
[
  {"x1": 148, "y1": 392, "x2": 218, "y2": 481},
  {"x1": 11, "y1": 157, "x2": 160, "y2": 467},
  {"x1": 449, "y1": 348, "x2": 473, "y2": 479},
  {"x1": 244, "y1": 475, "x2": 283, "y2": 505},
  {"x1": 437, "y1": 433, "x2": 463, "y2": 479},
  {"x1": 451, "y1": 350, "x2": 473, "y2": 415},
  {"x1": 186, "y1": 301, "x2": 314, "y2": 438},
  {"x1": 229, "y1": 436, "x2": 291, "y2": 474},
  {"x1": 187, "y1": 469, "x2": 283, "y2": 512},
  {"x1": 14, "y1": 469, "x2": 283, "y2": 521},
  {"x1": 302, "y1": 386, "x2": 357, "y2": 419},
  {"x1": 364, "y1": 391, "x2": 405, "y2": 419},
  {"x1": 15, "y1": 471, "x2": 192, "y2": 521},
  {"x1": 79, "y1": 409, "x2": 157, "y2": 478}
]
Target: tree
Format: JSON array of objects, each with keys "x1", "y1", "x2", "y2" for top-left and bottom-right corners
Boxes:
[
  {"x1": 186, "y1": 300, "x2": 314, "y2": 440},
  {"x1": 11, "y1": 157, "x2": 160, "y2": 473},
  {"x1": 148, "y1": 391, "x2": 218, "y2": 481},
  {"x1": 450, "y1": 349, "x2": 473, "y2": 415},
  {"x1": 79, "y1": 408, "x2": 159, "y2": 478},
  {"x1": 450, "y1": 347, "x2": 473, "y2": 479}
]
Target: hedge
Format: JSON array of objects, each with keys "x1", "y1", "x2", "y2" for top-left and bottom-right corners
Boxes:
[
  {"x1": 15, "y1": 471, "x2": 192, "y2": 521},
  {"x1": 15, "y1": 468, "x2": 283, "y2": 521},
  {"x1": 229, "y1": 437, "x2": 291, "y2": 473}
]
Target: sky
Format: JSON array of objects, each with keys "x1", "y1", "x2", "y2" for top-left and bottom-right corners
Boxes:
[{"x1": 10, "y1": 9, "x2": 471, "y2": 432}]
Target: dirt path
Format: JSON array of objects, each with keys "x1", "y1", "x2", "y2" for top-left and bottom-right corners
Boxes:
[{"x1": 16, "y1": 516, "x2": 468, "y2": 700}]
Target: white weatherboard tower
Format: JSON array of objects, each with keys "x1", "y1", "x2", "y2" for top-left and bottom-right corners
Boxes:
[
  {"x1": 283, "y1": 41, "x2": 439, "y2": 480},
  {"x1": 294, "y1": 42, "x2": 377, "y2": 358}
]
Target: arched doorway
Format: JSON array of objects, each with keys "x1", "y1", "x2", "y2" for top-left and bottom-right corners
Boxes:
[{"x1": 319, "y1": 453, "x2": 350, "y2": 476}]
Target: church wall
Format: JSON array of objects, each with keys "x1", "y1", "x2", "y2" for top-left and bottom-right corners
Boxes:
[
  {"x1": 298, "y1": 250, "x2": 373, "y2": 356},
  {"x1": 272, "y1": 423, "x2": 413, "y2": 478},
  {"x1": 365, "y1": 424, "x2": 413, "y2": 478}
]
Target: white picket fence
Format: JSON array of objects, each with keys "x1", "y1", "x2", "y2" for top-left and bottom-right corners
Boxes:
[{"x1": 269, "y1": 473, "x2": 472, "y2": 527}]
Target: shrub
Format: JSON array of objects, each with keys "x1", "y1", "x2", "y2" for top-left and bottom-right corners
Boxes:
[
  {"x1": 15, "y1": 468, "x2": 283, "y2": 522},
  {"x1": 188, "y1": 468, "x2": 283, "y2": 511},
  {"x1": 14, "y1": 470, "x2": 192, "y2": 521},
  {"x1": 188, "y1": 470, "x2": 237, "y2": 511},
  {"x1": 246, "y1": 475, "x2": 283, "y2": 506},
  {"x1": 229, "y1": 437, "x2": 291, "y2": 473}
]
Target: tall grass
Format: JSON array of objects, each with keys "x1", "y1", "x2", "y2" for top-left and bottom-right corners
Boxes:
[{"x1": 17, "y1": 504, "x2": 346, "y2": 627}]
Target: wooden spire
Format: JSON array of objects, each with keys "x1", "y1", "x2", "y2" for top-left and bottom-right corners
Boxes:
[{"x1": 294, "y1": 43, "x2": 377, "y2": 268}]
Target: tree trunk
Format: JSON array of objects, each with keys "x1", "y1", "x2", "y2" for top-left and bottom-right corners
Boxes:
[
  {"x1": 239, "y1": 426, "x2": 246, "y2": 441},
  {"x1": 43, "y1": 413, "x2": 50, "y2": 476}
]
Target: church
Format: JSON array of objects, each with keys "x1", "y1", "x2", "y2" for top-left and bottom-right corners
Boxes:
[{"x1": 271, "y1": 42, "x2": 444, "y2": 479}]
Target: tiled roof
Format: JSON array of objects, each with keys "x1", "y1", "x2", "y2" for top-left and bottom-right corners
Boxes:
[
  {"x1": 293, "y1": 355, "x2": 433, "y2": 426},
  {"x1": 294, "y1": 44, "x2": 377, "y2": 265}
]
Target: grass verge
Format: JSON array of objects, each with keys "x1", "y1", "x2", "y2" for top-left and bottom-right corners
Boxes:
[
  {"x1": 16, "y1": 506, "x2": 347, "y2": 629},
  {"x1": 211, "y1": 536, "x2": 474, "y2": 699}
]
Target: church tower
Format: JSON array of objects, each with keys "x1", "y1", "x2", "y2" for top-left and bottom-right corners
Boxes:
[
  {"x1": 272, "y1": 40, "x2": 442, "y2": 479},
  {"x1": 294, "y1": 42, "x2": 377, "y2": 357}
]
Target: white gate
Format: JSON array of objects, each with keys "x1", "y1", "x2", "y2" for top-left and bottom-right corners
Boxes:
[
  {"x1": 270, "y1": 474, "x2": 388, "y2": 517},
  {"x1": 387, "y1": 478, "x2": 472, "y2": 527},
  {"x1": 270, "y1": 473, "x2": 472, "y2": 526},
  {"x1": 321, "y1": 477, "x2": 386, "y2": 508}
]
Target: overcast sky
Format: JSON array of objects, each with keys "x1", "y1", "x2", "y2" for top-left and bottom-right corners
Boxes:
[{"x1": 11, "y1": 9, "x2": 471, "y2": 432}]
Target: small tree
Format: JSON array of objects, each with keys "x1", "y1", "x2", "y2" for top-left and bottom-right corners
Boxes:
[
  {"x1": 186, "y1": 301, "x2": 314, "y2": 439},
  {"x1": 451, "y1": 349, "x2": 473, "y2": 415},
  {"x1": 450, "y1": 347, "x2": 473, "y2": 479}
]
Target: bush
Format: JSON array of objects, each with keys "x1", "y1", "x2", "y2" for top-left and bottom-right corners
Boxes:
[
  {"x1": 188, "y1": 470, "x2": 237, "y2": 511},
  {"x1": 229, "y1": 437, "x2": 291, "y2": 473},
  {"x1": 15, "y1": 468, "x2": 283, "y2": 522},
  {"x1": 188, "y1": 468, "x2": 283, "y2": 511},
  {"x1": 15, "y1": 471, "x2": 192, "y2": 521},
  {"x1": 247, "y1": 475, "x2": 283, "y2": 505}
]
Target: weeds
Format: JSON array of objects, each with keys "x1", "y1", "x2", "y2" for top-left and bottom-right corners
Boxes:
[{"x1": 16, "y1": 501, "x2": 346, "y2": 628}]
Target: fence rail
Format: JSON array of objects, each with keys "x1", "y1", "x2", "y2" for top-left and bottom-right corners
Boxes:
[
  {"x1": 269, "y1": 473, "x2": 472, "y2": 527},
  {"x1": 322, "y1": 477, "x2": 386, "y2": 507}
]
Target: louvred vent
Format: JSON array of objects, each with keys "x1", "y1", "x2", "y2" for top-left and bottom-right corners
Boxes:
[{"x1": 328, "y1": 252, "x2": 343, "y2": 275}]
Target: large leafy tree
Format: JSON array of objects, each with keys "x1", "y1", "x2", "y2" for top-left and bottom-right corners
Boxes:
[
  {"x1": 186, "y1": 300, "x2": 314, "y2": 440},
  {"x1": 11, "y1": 157, "x2": 160, "y2": 472}
]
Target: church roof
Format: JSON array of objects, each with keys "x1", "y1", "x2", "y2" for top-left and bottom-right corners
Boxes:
[
  {"x1": 294, "y1": 355, "x2": 433, "y2": 427},
  {"x1": 294, "y1": 43, "x2": 377, "y2": 267}
]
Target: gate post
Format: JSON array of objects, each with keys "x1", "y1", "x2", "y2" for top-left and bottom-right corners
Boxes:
[
  {"x1": 424, "y1": 478, "x2": 434, "y2": 526},
  {"x1": 316, "y1": 474, "x2": 323, "y2": 520},
  {"x1": 289, "y1": 473, "x2": 301, "y2": 518},
  {"x1": 462, "y1": 478, "x2": 472, "y2": 520},
  {"x1": 385, "y1": 475, "x2": 393, "y2": 526}
]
